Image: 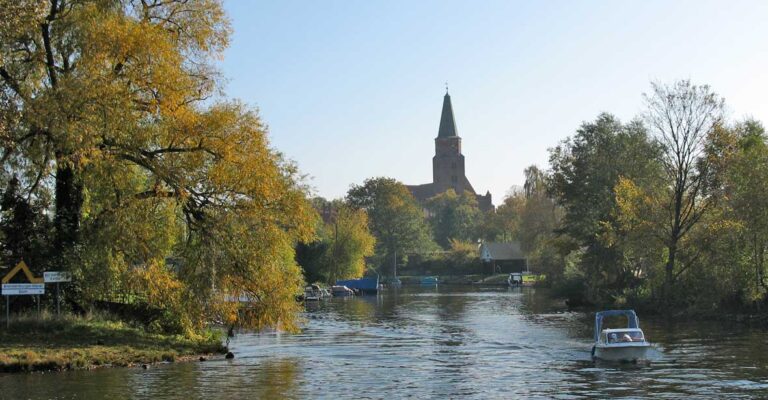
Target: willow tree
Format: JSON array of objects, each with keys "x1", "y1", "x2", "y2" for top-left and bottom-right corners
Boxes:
[
  {"x1": 297, "y1": 200, "x2": 375, "y2": 285},
  {"x1": 0, "y1": 0, "x2": 315, "y2": 333}
]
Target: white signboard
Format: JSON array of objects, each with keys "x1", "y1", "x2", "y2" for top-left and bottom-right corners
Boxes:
[
  {"x1": 2, "y1": 283, "x2": 45, "y2": 295},
  {"x1": 44, "y1": 271, "x2": 72, "y2": 283}
]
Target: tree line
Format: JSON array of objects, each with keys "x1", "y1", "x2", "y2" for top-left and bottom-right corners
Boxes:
[
  {"x1": 319, "y1": 79, "x2": 768, "y2": 316},
  {"x1": 532, "y1": 80, "x2": 768, "y2": 313}
]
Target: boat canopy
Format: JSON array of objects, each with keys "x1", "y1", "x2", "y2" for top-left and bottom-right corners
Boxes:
[
  {"x1": 336, "y1": 277, "x2": 379, "y2": 293},
  {"x1": 594, "y1": 310, "x2": 640, "y2": 342}
]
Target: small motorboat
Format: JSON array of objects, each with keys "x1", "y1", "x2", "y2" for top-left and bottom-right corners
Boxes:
[
  {"x1": 420, "y1": 276, "x2": 438, "y2": 285},
  {"x1": 508, "y1": 273, "x2": 523, "y2": 286},
  {"x1": 385, "y1": 277, "x2": 402, "y2": 288},
  {"x1": 331, "y1": 285, "x2": 355, "y2": 297},
  {"x1": 591, "y1": 310, "x2": 652, "y2": 362},
  {"x1": 304, "y1": 284, "x2": 326, "y2": 301}
]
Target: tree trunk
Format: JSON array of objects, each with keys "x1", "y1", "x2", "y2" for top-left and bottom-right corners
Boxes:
[
  {"x1": 664, "y1": 243, "x2": 676, "y2": 304},
  {"x1": 54, "y1": 162, "x2": 83, "y2": 261}
]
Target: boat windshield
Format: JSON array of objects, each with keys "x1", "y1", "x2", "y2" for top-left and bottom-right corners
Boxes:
[{"x1": 606, "y1": 330, "x2": 644, "y2": 344}]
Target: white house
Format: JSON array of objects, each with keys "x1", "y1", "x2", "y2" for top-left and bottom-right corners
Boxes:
[{"x1": 479, "y1": 242, "x2": 528, "y2": 273}]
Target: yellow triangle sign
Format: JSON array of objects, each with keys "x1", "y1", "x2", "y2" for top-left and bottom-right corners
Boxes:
[{"x1": 2, "y1": 261, "x2": 44, "y2": 284}]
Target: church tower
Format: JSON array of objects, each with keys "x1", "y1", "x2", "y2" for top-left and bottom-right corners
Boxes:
[
  {"x1": 405, "y1": 90, "x2": 493, "y2": 212},
  {"x1": 432, "y1": 91, "x2": 475, "y2": 195}
]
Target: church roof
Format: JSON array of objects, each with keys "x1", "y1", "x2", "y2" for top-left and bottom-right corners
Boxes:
[
  {"x1": 437, "y1": 93, "x2": 458, "y2": 138},
  {"x1": 405, "y1": 183, "x2": 438, "y2": 202}
]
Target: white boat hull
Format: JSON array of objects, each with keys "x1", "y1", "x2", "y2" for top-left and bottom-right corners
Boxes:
[{"x1": 593, "y1": 343, "x2": 650, "y2": 361}]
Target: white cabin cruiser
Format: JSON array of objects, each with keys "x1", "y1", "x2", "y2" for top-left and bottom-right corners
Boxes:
[{"x1": 591, "y1": 310, "x2": 652, "y2": 362}]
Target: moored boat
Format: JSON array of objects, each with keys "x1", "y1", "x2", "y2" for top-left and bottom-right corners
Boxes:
[
  {"x1": 420, "y1": 276, "x2": 438, "y2": 285},
  {"x1": 591, "y1": 310, "x2": 652, "y2": 362},
  {"x1": 385, "y1": 277, "x2": 402, "y2": 288},
  {"x1": 331, "y1": 285, "x2": 355, "y2": 297},
  {"x1": 336, "y1": 277, "x2": 379, "y2": 295},
  {"x1": 304, "y1": 284, "x2": 327, "y2": 301}
]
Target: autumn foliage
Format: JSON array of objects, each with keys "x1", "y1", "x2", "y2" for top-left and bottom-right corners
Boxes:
[{"x1": 0, "y1": 0, "x2": 314, "y2": 334}]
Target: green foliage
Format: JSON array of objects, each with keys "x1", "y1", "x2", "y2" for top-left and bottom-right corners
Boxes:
[
  {"x1": 549, "y1": 113, "x2": 661, "y2": 303},
  {"x1": 549, "y1": 82, "x2": 768, "y2": 313},
  {"x1": 446, "y1": 238, "x2": 479, "y2": 267},
  {"x1": 297, "y1": 198, "x2": 376, "y2": 284},
  {"x1": 642, "y1": 80, "x2": 725, "y2": 295},
  {"x1": 426, "y1": 189, "x2": 481, "y2": 248},
  {"x1": 346, "y1": 177, "x2": 435, "y2": 274},
  {"x1": 477, "y1": 191, "x2": 524, "y2": 242},
  {"x1": 701, "y1": 120, "x2": 768, "y2": 305},
  {"x1": 0, "y1": 176, "x2": 52, "y2": 271}
]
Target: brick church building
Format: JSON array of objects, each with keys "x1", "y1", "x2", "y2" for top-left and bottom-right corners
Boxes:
[{"x1": 406, "y1": 91, "x2": 494, "y2": 212}]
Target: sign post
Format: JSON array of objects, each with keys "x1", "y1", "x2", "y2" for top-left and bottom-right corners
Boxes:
[
  {"x1": 1, "y1": 261, "x2": 45, "y2": 328},
  {"x1": 0, "y1": 283, "x2": 45, "y2": 295},
  {"x1": 44, "y1": 271, "x2": 71, "y2": 316}
]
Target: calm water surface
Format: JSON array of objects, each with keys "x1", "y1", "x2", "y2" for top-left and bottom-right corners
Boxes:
[{"x1": 2, "y1": 286, "x2": 768, "y2": 399}]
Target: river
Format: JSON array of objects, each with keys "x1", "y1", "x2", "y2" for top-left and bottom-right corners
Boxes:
[{"x1": 2, "y1": 286, "x2": 768, "y2": 399}]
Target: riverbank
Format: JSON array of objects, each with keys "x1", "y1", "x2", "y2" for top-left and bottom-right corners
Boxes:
[
  {"x1": 0, "y1": 312, "x2": 226, "y2": 373},
  {"x1": 398, "y1": 274, "x2": 510, "y2": 285}
]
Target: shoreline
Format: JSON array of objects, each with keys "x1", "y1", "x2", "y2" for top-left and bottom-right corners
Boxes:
[
  {"x1": 0, "y1": 313, "x2": 227, "y2": 374},
  {"x1": 0, "y1": 345, "x2": 227, "y2": 374}
]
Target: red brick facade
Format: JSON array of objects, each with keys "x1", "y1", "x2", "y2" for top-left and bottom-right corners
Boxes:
[{"x1": 406, "y1": 92, "x2": 493, "y2": 212}]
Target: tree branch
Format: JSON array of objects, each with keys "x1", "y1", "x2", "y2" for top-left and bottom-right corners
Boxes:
[{"x1": 41, "y1": 0, "x2": 60, "y2": 88}]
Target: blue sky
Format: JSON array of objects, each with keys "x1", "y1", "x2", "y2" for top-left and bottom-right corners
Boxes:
[{"x1": 220, "y1": 0, "x2": 768, "y2": 203}]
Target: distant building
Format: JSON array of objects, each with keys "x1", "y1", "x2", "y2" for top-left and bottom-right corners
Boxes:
[
  {"x1": 479, "y1": 242, "x2": 527, "y2": 273},
  {"x1": 406, "y1": 91, "x2": 493, "y2": 212}
]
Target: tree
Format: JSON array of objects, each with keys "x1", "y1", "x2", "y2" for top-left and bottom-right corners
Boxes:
[
  {"x1": 297, "y1": 199, "x2": 375, "y2": 284},
  {"x1": 518, "y1": 166, "x2": 557, "y2": 252},
  {"x1": 549, "y1": 113, "x2": 661, "y2": 299},
  {"x1": 0, "y1": 176, "x2": 52, "y2": 270},
  {"x1": 718, "y1": 120, "x2": 768, "y2": 301},
  {"x1": 346, "y1": 177, "x2": 433, "y2": 274},
  {"x1": 425, "y1": 189, "x2": 480, "y2": 248},
  {"x1": 478, "y1": 187, "x2": 525, "y2": 242},
  {"x1": 643, "y1": 80, "x2": 725, "y2": 297},
  {"x1": 0, "y1": 0, "x2": 315, "y2": 333}
]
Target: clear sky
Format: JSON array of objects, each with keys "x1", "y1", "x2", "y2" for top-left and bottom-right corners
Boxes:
[{"x1": 219, "y1": 0, "x2": 768, "y2": 203}]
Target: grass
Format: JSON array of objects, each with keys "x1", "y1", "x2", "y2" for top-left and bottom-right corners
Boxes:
[{"x1": 0, "y1": 311, "x2": 226, "y2": 373}]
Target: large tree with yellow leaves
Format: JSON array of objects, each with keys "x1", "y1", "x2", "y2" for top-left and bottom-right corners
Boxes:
[{"x1": 0, "y1": 0, "x2": 315, "y2": 334}]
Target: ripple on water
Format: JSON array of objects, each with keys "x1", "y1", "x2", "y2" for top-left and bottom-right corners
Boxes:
[{"x1": 2, "y1": 287, "x2": 768, "y2": 399}]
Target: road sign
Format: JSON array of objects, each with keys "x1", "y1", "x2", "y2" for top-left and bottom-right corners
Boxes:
[
  {"x1": 2, "y1": 283, "x2": 45, "y2": 295},
  {"x1": 2, "y1": 261, "x2": 43, "y2": 284},
  {"x1": 44, "y1": 271, "x2": 72, "y2": 283}
]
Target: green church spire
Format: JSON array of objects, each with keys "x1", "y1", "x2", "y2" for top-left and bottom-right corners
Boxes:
[{"x1": 437, "y1": 91, "x2": 458, "y2": 138}]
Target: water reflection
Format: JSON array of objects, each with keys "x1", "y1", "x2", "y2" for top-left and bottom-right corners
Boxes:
[{"x1": 2, "y1": 286, "x2": 768, "y2": 399}]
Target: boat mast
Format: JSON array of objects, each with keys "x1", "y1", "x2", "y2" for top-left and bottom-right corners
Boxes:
[{"x1": 394, "y1": 249, "x2": 397, "y2": 279}]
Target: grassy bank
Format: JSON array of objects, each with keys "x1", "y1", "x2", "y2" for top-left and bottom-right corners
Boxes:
[{"x1": 0, "y1": 312, "x2": 226, "y2": 373}]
